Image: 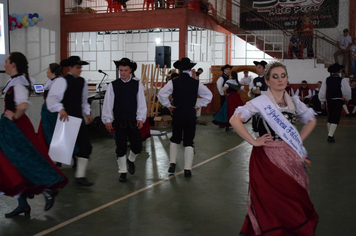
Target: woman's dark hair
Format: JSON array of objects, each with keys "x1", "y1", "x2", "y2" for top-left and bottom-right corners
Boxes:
[
  {"x1": 49, "y1": 63, "x2": 62, "y2": 78},
  {"x1": 231, "y1": 71, "x2": 238, "y2": 82},
  {"x1": 9, "y1": 52, "x2": 32, "y2": 93}
]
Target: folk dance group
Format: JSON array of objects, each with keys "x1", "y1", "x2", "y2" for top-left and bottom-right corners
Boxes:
[{"x1": 5, "y1": 51, "x2": 348, "y2": 235}]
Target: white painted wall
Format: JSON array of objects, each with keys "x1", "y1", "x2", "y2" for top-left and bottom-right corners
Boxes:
[{"x1": 0, "y1": 0, "x2": 61, "y2": 87}]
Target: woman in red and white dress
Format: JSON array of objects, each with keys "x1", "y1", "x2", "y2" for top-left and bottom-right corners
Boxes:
[
  {"x1": 230, "y1": 62, "x2": 318, "y2": 235},
  {"x1": 0, "y1": 52, "x2": 67, "y2": 217}
]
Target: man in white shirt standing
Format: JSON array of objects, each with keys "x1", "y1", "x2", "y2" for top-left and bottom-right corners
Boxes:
[
  {"x1": 240, "y1": 71, "x2": 252, "y2": 86},
  {"x1": 102, "y1": 58, "x2": 147, "y2": 183},
  {"x1": 47, "y1": 56, "x2": 94, "y2": 187},
  {"x1": 334, "y1": 28, "x2": 352, "y2": 66},
  {"x1": 319, "y1": 63, "x2": 351, "y2": 143},
  {"x1": 157, "y1": 57, "x2": 212, "y2": 177}
]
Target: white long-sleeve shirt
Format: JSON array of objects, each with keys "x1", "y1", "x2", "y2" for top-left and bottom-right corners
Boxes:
[
  {"x1": 157, "y1": 75, "x2": 212, "y2": 109},
  {"x1": 294, "y1": 88, "x2": 312, "y2": 99},
  {"x1": 216, "y1": 77, "x2": 224, "y2": 96},
  {"x1": 101, "y1": 77, "x2": 147, "y2": 124},
  {"x1": 319, "y1": 76, "x2": 352, "y2": 102},
  {"x1": 46, "y1": 75, "x2": 91, "y2": 115}
]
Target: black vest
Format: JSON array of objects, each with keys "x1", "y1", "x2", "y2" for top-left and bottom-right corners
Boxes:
[
  {"x1": 112, "y1": 79, "x2": 139, "y2": 122},
  {"x1": 253, "y1": 76, "x2": 268, "y2": 92},
  {"x1": 326, "y1": 75, "x2": 342, "y2": 99},
  {"x1": 5, "y1": 87, "x2": 16, "y2": 112},
  {"x1": 61, "y1": 74, "x2": 85, "y2": 118},
  {"x1": 5, "y1": 85, "x2": 31, "y2": 112},
  {"x1": 221, "y1": 73, "x2": 229, "y2": 87},
  {"x1": 257, "y1": 110, "x2": 297, "y2": 140},
  {"x1": 172, "y1": 73, "x2": 199, "y2": 117},
  {"x1": 351, "y1": 87, "x2": 356, "y2": 102}
]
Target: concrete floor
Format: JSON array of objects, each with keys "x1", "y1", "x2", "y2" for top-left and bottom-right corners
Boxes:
[{"x1": 0, "y1": 114, "x2": 355, "y2": 236}]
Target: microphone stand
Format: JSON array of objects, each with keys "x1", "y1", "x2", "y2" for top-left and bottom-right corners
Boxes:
[{"x1": 98, "y1": 73, "x2": 107, "y2": 118}]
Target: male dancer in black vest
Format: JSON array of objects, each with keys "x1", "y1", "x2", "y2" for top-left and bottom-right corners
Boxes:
[
  {"x1": 158, "y1": 57, "x2": 212, "y2": 177},
  {"x1": 102, "y1": 58, "x2": 147, "y2": 183},
  {"x1": 47, "y1": 56, "x2": 93, "y2": 186},
  {"x1": 319, "y1": 63, "x2": 351, "y2": 142},
  {"x1": 249, "y1": 60, "x2": 268, "y2": 137},
  {"x1": 216, "y1": 64, "x2": 233, "y2": 108}
]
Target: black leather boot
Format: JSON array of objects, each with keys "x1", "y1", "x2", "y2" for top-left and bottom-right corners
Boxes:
[{"x1": 43, "y1": 189, "x2": 59, "y2": 211}]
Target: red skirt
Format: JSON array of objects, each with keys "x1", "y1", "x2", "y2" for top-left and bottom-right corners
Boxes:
[
  {"x1": 227, "y1": 92, "x2": 244, "y2": 121},
  {"x1": 0, "y1": 114, "x2": 67, "y2": 197},
  {"x1": 140, "y1": 118, "x2": 151, "y2": 142},
  {"x1": 240, "y1": 146, "x2": 318, "y2": 236}
]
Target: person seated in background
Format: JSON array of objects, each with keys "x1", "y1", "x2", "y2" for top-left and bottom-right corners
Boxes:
[
  {"x1": 289, "y1": 30, "x2": 302, "y2": 58},
  {"x1": 191, "y1": 69, "x2": 196, "y2": 79},
  {"x1": 285, "y1": 82, "x2": 294, "y2": 96},
  {"x1": 295, "y1": 80, "x2": 312, "y2": 105},
  {"x1": 240, "y1": 71, "x2": 252, "y2": 86},
  {"x1": 301, "y1": 16, "x2": 314, "y2": 58},
  {"x1": 195, "y1": 68, "x2": 203, "y2": 80},
  {"x1": 350, "y1": 38, "x2": 356, "y2": 79},
  {"x1": 334, "y1": 28, "x2": 352, "y2": 66},
  {"x1": 165, "y1": 69, "x2": 177, "y2": 83},
  {"x1": 311, "y1": 81, "x2": 326, "y2": 115},
  {"x1": 343, "y1": 79, "x2": 356, "y2": 115}
]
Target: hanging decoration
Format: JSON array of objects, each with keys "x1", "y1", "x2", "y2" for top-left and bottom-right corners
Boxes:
[{"x1": 8, "y1": 13, "x2": 44, "y2": 31}]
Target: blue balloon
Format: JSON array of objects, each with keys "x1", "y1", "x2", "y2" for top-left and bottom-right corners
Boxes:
[
  {"x1": 23, "y1": 13, "x2": 29, "y2": 17},
  {"x1": 33, "y1": 13, "x2": 39, "y2": 18},
  {"x1": 38, "y1": 16, "x2": 43, "y2": 21},
  {"x1": 29, "y1": 21, "x2": 35, "y2": 27},
  {"x1": 16, "y1": 17, "x2": 22, "y2": 24},
  {"x1": 11, "y1": 21, "x2": 16, "y2": 26},
  {"x1": 11, "y1": 13, "x2": 18, "y2": 18}
]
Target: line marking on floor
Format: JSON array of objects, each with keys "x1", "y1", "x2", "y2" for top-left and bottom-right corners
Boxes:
[{"x1": 33, "y1": 142, "x2": 249, "y2": 236}]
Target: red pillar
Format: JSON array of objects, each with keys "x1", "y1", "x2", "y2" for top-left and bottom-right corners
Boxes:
[
  {"x1": 350, "y1": 0, "x2": 356, "y2": 38},
  {"x1": 225, "y1": 0, "x2": 232, "y2": 64},
  {"x1": 179, "y1": 24, "x2": 188, "y2": 60}
]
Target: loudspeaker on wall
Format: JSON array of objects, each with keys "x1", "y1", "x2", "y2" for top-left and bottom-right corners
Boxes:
[{"x1": 155, "y1": 46, "x2": 171, "y2": 68}]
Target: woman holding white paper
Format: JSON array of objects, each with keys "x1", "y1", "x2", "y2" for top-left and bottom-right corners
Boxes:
[
  {"x1": 229, "y1": 62, "x2": 318, "y2": 235},
  {"x1": 0, "y1": 52, "x2": 68, "y2": 217}
]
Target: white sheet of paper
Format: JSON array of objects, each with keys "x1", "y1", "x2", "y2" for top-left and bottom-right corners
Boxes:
[{"x1": 49, "y1": 114, "x2": 82, "y2": 165}]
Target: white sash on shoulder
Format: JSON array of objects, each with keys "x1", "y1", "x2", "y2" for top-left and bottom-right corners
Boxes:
[{"x1": 250, "y1": 92, "x2": 306, "y2": 159}]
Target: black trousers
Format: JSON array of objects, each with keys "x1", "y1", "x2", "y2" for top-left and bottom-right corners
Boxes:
[
  {"x1": 327, "y1": 99, "x2": 344, "y2": 124},
  {"x1": 75, "y1": 119, "x2": 92, "y2": 158},
  {"x1": 115, "y1": 120, "x2": 142, "y2": 157},
  {"x1": 170, "y1": 116, "x2": 197, "y2": 147}
]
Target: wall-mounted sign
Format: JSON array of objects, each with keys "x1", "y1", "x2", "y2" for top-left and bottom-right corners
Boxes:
[{"x1": 240, "y1": 0, "x2": 339, "y2": 30}]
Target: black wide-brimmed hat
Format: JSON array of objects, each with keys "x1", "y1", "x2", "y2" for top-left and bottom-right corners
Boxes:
[
  {"x1": 173, "y1": 57, "x2": 196, "y2": 70},
  {"x1": 113, "y1": 58, "x2": 137, "y2": 72},
  {"x1": 221, "y1": 64, "x2": 233, "y2": 71},
  {"x1": 253, "y1": 60, "x2": 267, "y2": 68},
  {"x1": 328, "y1": 63, "x2": 344, "y2": 73},
  {"x1": 60, "y1": 56, "x2": 89, "y2": 67}
]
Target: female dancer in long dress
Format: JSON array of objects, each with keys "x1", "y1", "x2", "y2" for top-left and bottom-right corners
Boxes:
[
  {"x1": 0, "y1": 52, "x2": 67, "y2": 217},
  {"x1": 230, "y1": 62, "x2": 318, "y2": 235},
  {"x1": 213, "y1": 71, "x2": 244, "y2": 130},
  {"x1": 38, "y1": 63, "x2": 62, "y2": 152}
]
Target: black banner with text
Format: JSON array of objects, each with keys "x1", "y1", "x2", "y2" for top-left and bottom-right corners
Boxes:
[{"x1": 240, "y1": 0, "x2": 339, "y2": 30}]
